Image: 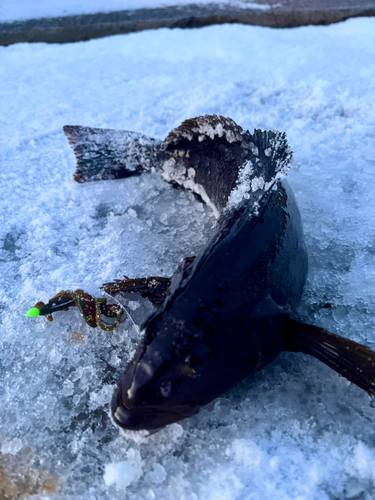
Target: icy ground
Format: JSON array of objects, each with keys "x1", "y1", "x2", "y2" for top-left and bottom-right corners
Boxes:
[
  {"x1": 0, "y1": 0, "x2": 270, "y2": 23},
  {"x1": 1, "y1": 17, "x2": 375, "y2": 500}
]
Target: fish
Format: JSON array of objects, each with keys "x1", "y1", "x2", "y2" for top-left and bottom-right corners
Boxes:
[{"x1": 29, "y1": 115, "x2": 375, "y2": 432}]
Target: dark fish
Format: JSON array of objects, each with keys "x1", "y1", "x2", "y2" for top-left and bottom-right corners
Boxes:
[{"x1": 33, "y1": 115, "x2": 375, "y2": 431}]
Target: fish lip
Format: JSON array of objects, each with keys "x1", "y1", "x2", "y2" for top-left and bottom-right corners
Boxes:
[
  {"x1": 111, "y1": 384, "x2": 165, "y2": 431},
  {"x1": 111, "y1": 385, "x2": 198, "y2": 431}
]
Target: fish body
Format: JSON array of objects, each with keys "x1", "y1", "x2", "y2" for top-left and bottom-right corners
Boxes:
[
  {"x1": 112, "y1": 179, "x2": 308, "y2": 430},
  {"x1": 32, "y1": 115, "x2": 375, "y2": 432},
  {"x1": 101, "y1": 116, "x2": 308, "y2": 430}
]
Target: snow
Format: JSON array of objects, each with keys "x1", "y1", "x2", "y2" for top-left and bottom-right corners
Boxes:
[
  {"x1": 0, "y1": 0, "x2": 271, "y2": 23},
  {"x1": 0, "y1": 16, "x2": 375, "y2": 500}
]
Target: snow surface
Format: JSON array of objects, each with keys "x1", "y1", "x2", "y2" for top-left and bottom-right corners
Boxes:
[
  {"x1": 1, "y1": 17, "x2": 375, "y2": 500},
  {"x1": 0, "y1": 0, "x2": 270, "y2": 23}
]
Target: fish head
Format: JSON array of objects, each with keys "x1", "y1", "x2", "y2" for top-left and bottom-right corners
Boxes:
[
  {"x1": 111, "y1": 313, "x2": 217, "y2": 431},
  {"x1": 111, "y1": 294, "x2": 294, "y2": 431}
]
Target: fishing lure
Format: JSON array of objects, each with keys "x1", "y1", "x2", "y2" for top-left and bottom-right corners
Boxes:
[
  {"x1": 28, "y1": 115, "x2": 375, "y2": 431},
  {"x1": 27, "y1": 289, "x2": 123, "y2": 331}
]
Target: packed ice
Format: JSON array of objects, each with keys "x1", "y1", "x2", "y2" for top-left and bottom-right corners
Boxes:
[{"x1": 0, "y1": 16, "x2": 375, "y2": 500}]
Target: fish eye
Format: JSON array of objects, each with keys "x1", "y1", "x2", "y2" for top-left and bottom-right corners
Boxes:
[{"x1": 183, "y1": 343, "x2": 211, "y2": 377}]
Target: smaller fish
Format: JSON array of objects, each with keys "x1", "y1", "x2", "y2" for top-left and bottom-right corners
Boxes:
[{"x1": 29, "y1": 115, "x2": 375, "y2": 432}]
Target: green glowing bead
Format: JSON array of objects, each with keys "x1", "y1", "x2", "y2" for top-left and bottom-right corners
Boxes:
[{"x1": 26, "y1": 307, "x2": 40, "y2": 318}]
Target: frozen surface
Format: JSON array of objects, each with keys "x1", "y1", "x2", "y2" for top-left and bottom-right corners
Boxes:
[
  {"x1": 1, "y1": 17, "x2": 375, "y2": 500},
  {"x1": 0, "y1": 0, "x2": 270, "y2": 23}
]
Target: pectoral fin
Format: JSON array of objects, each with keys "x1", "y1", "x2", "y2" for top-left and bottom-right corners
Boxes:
[
  {"x1": 102, "y1": 276, "x2": 171, "y2": 308},
  {"x1": 102, "y1": 256, "x2": 196, "y2": 308},
  {"x1": 284, "y1": 319, "x2": 375, "y2": 396}
]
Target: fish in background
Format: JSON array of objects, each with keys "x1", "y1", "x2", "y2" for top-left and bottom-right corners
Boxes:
[{"x1": 28, "y1": 115, "x2": 375, "y2": 432}]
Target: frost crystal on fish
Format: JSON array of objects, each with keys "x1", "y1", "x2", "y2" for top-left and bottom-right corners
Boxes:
[
  {"x1": 165, "y1": 115, "x2": 246, "y2": 147},
  {"x1": 161, "y1": 157, "x2": 220, "y2": 218},
  {"x1": 226, "y1": 160, "x2": 254, "y2": 206},
  {"x1": 226, "y1": 130, "x2": 292, "y2": 211}
]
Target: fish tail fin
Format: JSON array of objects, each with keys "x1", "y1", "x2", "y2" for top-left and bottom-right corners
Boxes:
[
  {"x1": 63, "y1": 125, "x2": 162, "y2": 183},
  {"x1": 284, "y1": 319, "x2": 375, "y2": 395}
]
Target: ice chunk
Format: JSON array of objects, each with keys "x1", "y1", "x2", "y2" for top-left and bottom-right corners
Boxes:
[{"x1": 104, "y1": 450, "x2": 143, "y2": 488}]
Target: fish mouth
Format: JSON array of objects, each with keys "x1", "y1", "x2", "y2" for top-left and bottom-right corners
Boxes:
[{"x1": 111, "y1": 385, "x2": 199, "y2": 431}]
